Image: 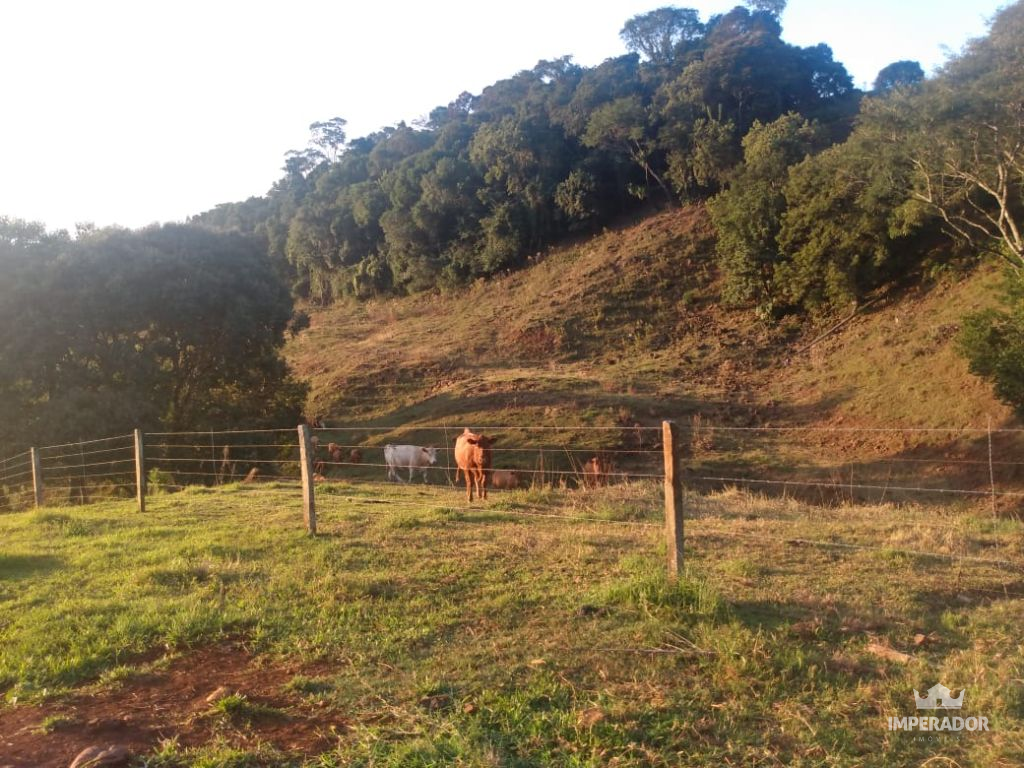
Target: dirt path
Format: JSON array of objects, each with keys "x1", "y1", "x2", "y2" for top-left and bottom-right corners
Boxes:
[{"x1": 0, "y1": 643, "x2": 347, "y2": 767}]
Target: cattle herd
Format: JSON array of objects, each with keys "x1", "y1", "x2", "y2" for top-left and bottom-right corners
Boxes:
[{"x1": 307, "y1": 427, "x2": 614, "y2": 501}]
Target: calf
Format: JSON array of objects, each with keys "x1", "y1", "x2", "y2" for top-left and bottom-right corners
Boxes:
[
  {"x1": 454, "y1": 428, "x2": 497, "y2": 501},
  {"x1": 490, "y1": 469, "x2": 520, "y2": 490},
  {"x1": 582, "y1": 455, "x2": 613, "y2": 487},
  {"x1": 384, "y1": 444, "x2": 438, "y2": 482}
]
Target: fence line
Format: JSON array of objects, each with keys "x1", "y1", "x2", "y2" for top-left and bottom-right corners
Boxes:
[
  {"x1": 0, "y1": 449, "x2": 32, "y2": 466},
  {"x1": 311, "y1": 442, "x2": 663, "y2": 456},
  {"x1": 37, "y1": 433, "x2": 134, "y2": 452},
  {"x1": 673, "y1": 423, "x2": 1024, "y2": 434},
  {"x1": 314, "y1": 424, "x2": 664, "y2": 432},
  {"x1": 152, "y1": 456, "x2": 297, "y2": 466},
  {"x1": 43, "y1": 469, "x2": 138, "y2": 482},
  {"x1": 41, "y1": 457, "x2": 136, "y2": 472},
  {"x1": 5, "y1": 420, "x2": 1024, "y2": 596},
  {"x1": 690, "y1": 450, "x2": 1024, "y2": 468},
  {"x1": 146, "y1": 444, "x2": 301, "y2": 450},
  {"x1": 146, "y1": 428, "x2": 306, "y2": 436},
  {"x1": 690, "y1": 474, "x2": 1024, "y2": 498},
  {"x1": 41, "y1": 444, "x2": 142, "y2": 462},
  {"x1": 313, "y1": 459, "x2": 665, "y2": 480}
]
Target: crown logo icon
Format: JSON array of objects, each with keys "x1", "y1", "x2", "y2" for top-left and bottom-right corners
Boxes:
[{"x1": 914, "y1": 683, "x2": 965, "y2": 710}]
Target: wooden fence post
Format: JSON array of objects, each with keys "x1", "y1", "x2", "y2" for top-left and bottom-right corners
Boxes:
[
  {"x1": 662, "y1": 420, "x2": 684, "y2": 579},
  {"x1": 30, "y1": 447, "x2": 44, "y2": 508},
  {"x1": 298, "y1": 424, "x2": 317, "y2": 535},
  {"x1": 134, "y1": 429, "x2": 147, "y2": 513}
]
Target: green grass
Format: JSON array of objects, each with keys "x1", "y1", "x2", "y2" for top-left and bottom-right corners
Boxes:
[{"x1": 2, "y1": 482, "x2": 1023, "y2": 765}]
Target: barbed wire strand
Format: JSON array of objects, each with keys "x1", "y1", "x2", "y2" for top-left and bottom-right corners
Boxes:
[
  {"x1": 146, "y1": 428, "x2": 300, "y2": 436},
  {"x1": 37, "y1": 434, "x2": 135, "y2": 452},
  {"x1": 41, "y1": 457, "x2": 137, "y2": 472},
  {"x1": 690, "y1": 474, "x2": 1024, "y2": 499},
  {"x1": 315, "y1": 460, "x2": 664, "y2": 480},
  {"x1": 690, "y1": 449, "x2": 1024, "y2": 468},
  {"x1": 146, "y1": 442, "x2": 298, "y2": 450},
  {"x1": 314, "y1": 425, "x2": 664, "y2": 432},
  {"x1": 41, "y1": 444, "x2": 137, "y2": 462},
  {"x1": 43, "y1": 469, "x2": 138, "y2": 482},
  {"x1": 309, "y1": 442, "x2": 663, "y2": 456},
  {"x1": 673, "y1": 423, "x2": 1024, "y2": 435},
  {"x1": 150, "y1": 457, "x2": 298, "y2": 466}
]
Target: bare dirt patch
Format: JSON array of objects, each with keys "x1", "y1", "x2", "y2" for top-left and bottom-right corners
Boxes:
[{"x1": 0, "y1": 643, "x2": 346, "y2": 767}]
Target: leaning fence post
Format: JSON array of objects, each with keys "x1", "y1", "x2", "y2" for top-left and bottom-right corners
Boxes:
[
  {"x1": 134, "y1": 429, "x2": 147, "y2": 513},
  {"x1": 298, "y1": 424, "x2": 317, "y2": 535},
  {"x1": 30, "y1": 447, "x2": 44, "y2": 508},
  {"x1": 662, "y1": 420, "x2": 684, "y2": 579}
]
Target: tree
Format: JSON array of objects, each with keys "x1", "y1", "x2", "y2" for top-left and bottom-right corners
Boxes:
[
  {"x1": 707, "y1": 113, "x2": 824, "y2": 310},
  {"x1": 309, "y1": 117, "x2": 348, "y2": 162},
  {"x1": 904, "y1": 3, "x2": 1024, "y2": 272},
  {"x1": 583, "y1": 96, "x2": 673, "y2": 201},
  {"x1": 774, "y1": 97, "x2": 925, "y2": 311},
  {"x1": 619, "y1": 7, "x2": 705, "y2": 66},
  {"x1": 746, "y1": 0, "x2": 787, "y2": 17},
  {"x1": 0, "y1": 222, "x2": 307, "y2": 452},
  {"x1": 873, "y1": 60, "x2": 924, "y2": 93},
  {"x1": 958, "y1": 277, "x2": 1024, "y2": 415}
]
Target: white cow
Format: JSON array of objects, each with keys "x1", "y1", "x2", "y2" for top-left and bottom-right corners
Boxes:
[{"x1": 384, "y1": 444, "x2": 438, "y2": 482}]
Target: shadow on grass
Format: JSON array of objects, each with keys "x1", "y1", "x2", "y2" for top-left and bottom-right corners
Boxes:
[{"x1": 0, "y1": 554, "x2": 64, "y2": 581}]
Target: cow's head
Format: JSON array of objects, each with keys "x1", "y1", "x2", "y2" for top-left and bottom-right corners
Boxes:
[{"x1": 422, "y1": 446, "x2": 438, "y2": 465}]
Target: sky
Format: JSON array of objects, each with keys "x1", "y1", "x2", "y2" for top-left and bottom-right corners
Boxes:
[{"x1": 0, "y1": 0, "x2": 1009, "y2": 234}]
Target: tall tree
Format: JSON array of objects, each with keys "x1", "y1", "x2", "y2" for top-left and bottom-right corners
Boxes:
[
  {"x1": 905, "y1": 3, "x2": 1024, "y2": 272},
  {"x1": 873, "y1": 60, "x2": 924, "y2": 93},
  {"x1": 619, "y1": 7, "x2": 705, "y2": 66}
]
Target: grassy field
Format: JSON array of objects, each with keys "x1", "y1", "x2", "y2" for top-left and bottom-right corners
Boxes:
[{"x1": 2, "y1": 480, "x2": 1022, "y2": 766}]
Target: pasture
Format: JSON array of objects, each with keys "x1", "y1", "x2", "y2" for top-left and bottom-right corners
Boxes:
[{"x1": 1, "y1": 480, "x2": 1022, "y2": 766}]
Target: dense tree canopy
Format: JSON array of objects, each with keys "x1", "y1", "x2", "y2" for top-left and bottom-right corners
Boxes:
[
  {"x1": 192, "y1": 3, "x2": 861, "y2": 304},
  {"x1": 0, "y1": 221, "x2": 307, "y2": 455}
]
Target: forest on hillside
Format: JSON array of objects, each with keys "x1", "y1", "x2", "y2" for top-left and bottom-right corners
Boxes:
[
  {"x1": 1, "y1": 0, "x2": 1023, "y2": 454},
  {"x1": 192, "y1": 1, "x2": 1022, "y2": 319}
]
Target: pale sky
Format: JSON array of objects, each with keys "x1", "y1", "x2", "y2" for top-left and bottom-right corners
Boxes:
[{"x1": 0, "y1": 0, "x2": 1008, "y2": 233}]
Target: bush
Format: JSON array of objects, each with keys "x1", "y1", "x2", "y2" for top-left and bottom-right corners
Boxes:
[{"x1": 957, "y1": 274, "x2": 1024, "y2": 414}]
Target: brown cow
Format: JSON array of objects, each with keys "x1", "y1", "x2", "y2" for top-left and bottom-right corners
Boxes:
[
  {"x1": 348, "y1": 448, "x2": 363, "y2": 464},
  {"x1": 582, "y1": 455, "x2": 613, "y2": 487},
  {"x1": 491, "y1": 469, "x2": 520, "y2": 490},
  {"x1": 454, "y1": 428, "x2": 497, "y2": 501}
]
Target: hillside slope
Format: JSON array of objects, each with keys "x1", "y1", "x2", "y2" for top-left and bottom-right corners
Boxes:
[{"x1": 287, "y1": 205, "x2": 1011, "y2": 434}]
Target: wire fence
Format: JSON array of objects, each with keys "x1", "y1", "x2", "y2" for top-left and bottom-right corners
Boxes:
[{"x1": 2, "y1": 419, "x2": 1023, "y2": 597}]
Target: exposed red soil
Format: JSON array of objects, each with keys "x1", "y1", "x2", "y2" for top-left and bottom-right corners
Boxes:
[{"x1": 0, "y1": 644, "x2": 347, "y2": 767}]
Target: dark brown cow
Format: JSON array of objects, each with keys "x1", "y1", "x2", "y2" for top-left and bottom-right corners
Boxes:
[
  {"x1": 582, "y1": 455, "x2": 613, "y2": 487},
  {"x1": 454, "y1": 428, "x2": 497, "y2": 501},
  {"x1": 490, "y1": 469, "x2": 520, "y2": 490}
]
